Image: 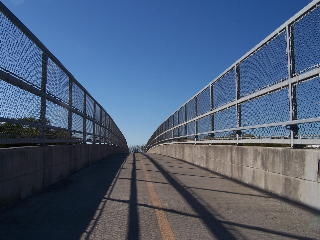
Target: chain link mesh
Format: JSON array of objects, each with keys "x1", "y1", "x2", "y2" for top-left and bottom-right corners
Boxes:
[
  {"x1": 198, "y1": 115, "x2": 211, "y2": 134},
  {"x1": 72, "y1": 83, "x2": 84, "y2": 113},
  {"x1": 0, "y1": 80, "x2": 40, "y2": 120},
  {"x1": 214, "y1": 106, "x2": 237, "y2": 131},
  {"x1": 47, "y1": 58, "x2": 69, "y2": 103},
  {"x1": 240, "y1": 88, "x2": 289, "y2": 127},
  {"x1": 197, "y1": 87, "x2": 211, "y2": 116},
  {"x1": 186, "y1": 99, "x2": 196, "y2": 121},
  {"x1": 72, "y1": 113, "x2": 83, "y2": 132},
  {"x1": 213, "y1": 69, "x2": 236, "y2": 108},
  {"x1": 46, "y1": 100, "x2": 68, "y2": 129},
  {"x1": 241, "y1": 126, "x2": 290, "y2": 139},
  {"x1": 292, "y1": 5, "x2": 320, "y2": 75},
  {"x1": 86, "y1": 120, "x2": 93, "y2": 135},
  {"x1": 0, "y1": 12, "x2": 42, "y2": 88},
  {"x1": 186, "y1": 121, "x2": 195, "y2": 138},
  {"x1": 296, "y1": 77, "x2": 320, "y2": 120},
  {"x1": 239, "y1": 31, "x2": 288, "y2": 97},
  {"x1": 178, "y1": 106, "x2": 185, "y2": 124}
]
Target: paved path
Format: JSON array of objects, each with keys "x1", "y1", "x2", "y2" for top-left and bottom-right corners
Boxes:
[{"x1": 0, "y1": 153, "x2": 319, "y2": 240}]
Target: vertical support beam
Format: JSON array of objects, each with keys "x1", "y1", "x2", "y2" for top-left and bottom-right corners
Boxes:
[
  {"x1": 195, "y1": 97, "x2": 198, "y2": 141},
  {"x1": 172, "y1": 115, "x2": 174, "y2": 139},
  {"x1": 286, "y1": 25, "x2": 298, "y2": 148},
  {"x1": 184, "y1": 105, "x2": 187, "y2": 139},
  {"x1": 108, "y1": 115, "x2": 111, "y2": 144},
  {"x1": 210, "y1": 83, "x2": 215, "y2": 139},
  {"x1": 83, "y1": 93, "x2": 87, "y2": 144},
  {"x1": 40, "y1": 53, "x2": 48, "y2": 145},
  {"x1": 68, "y1": 78, "x2": 73, "y2": 141},
  {"x1": 103, "y1": 112, "x2": 107, "y2": 144},
  {"x1": 99, "y1": 107, "x2": 102, "y2": 145},
  {"x1": 235, "y1": 65, "x2": 241, "y2": 145},
  {"x1": 93, "y1": 101, "x2": 96, "y2": 144}
]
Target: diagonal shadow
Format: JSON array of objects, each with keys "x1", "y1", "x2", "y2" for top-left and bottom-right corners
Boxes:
[
  {"x1": 105, "y1": 197, "x2": 317, "y2": 240},
  {"x1": 0, "y1": 153, "x2": 128, "y2": 240},
  {"x1": 119, "y1": 177, "x2": 269, "y2": 199},
  {"x1": 146, "y1": 153, "x2": 319, "y2": 240},
  {"x1": 127, "y1": 153, "x2": 140, "y2": 240},
  {"x1": 154, "y1": 153, "x2": 320, "y2": 215},
  {"x1": 142, "y1": 153, "x2": 238, "y2": 240},
  {"x1": 185, "y1": 186, "x2": 271, "y2": 199}
]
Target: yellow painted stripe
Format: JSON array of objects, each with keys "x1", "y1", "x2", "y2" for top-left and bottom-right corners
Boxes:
[{"x1": 140, "y1": 157, "x2": 176, "y2": 240}]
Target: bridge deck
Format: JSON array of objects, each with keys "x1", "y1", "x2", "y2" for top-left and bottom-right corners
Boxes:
[{"x1": 0, "y1": 153, "x2": 319, "y2": 240}]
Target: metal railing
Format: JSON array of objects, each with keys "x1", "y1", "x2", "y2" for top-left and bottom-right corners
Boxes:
[
  {"x1": 147, "y1": 0, "x2": 320, "y2": 149},
  {"x1": 0, "y1": 2, "x2": 127, "y2": 149}
]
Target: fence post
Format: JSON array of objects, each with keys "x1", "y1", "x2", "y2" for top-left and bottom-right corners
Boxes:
[
  {"x1": 184, "y1": 105, "x2": 187, "y2": 139},
  {"x1": 40, "y1": 53, "x2": 48, "y2": 145},
  {"x1": 83, "y1": 93, "x2": 87, "y2": 144},
  {"x1": 93, "y1": 101, "x2": 96, "y2": 144},
  {"x1": 286, "y1": 25, "x2": 298, "y2": 148},
  {"x1": 99, "y1": 107, "x2": 102, "y2": 144},
  {"x1": 210, "y1": 83, "x2": 215, "y2": 139},
  {"x1": 68, "y1": 78, "x2": 73, "y2": 142},
  {"x1": 103, "y1": 112, "x2": 107, "y2": 144},
  {"x1": 195, "y1": 97, "x2": 198, "y2": 141},
  {"x1": 235, "y1": 65, "x2": 241, "y2": 145},
  {"x1": 172, "y1": 115, "x2": 174, "y2": 139}
]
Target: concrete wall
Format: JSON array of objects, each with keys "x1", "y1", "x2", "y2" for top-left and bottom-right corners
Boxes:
[
  {"x1": 148, "y1": 144, "x2": 320, "y2": 211},
  {"x1": 0, "y1": 144, "x2": 125, "y2": 206}
]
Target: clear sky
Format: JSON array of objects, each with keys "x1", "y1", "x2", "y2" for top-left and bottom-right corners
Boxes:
[{"x1": 2, "y1": 0, "x2": 311, "y2": 146}]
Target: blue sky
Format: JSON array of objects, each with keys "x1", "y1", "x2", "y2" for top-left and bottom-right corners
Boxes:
[{"x1": 2, "y1": 0, "x2": 311, "y2": 146}]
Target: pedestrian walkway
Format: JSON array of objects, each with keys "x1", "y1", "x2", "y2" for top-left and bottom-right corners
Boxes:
[{"x1": 0, "y1": 153, "x2": 319, "y2": 240}]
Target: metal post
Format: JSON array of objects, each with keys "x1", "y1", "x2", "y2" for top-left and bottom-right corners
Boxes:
[
  {"x1": 210, "y1": 83, "x2": 215, "y2": 139},
  {"x1": 195, "y1": 97, "x2": 198, "y2": 141},
  {"x1": 103, "y1": 112, "x2": 106, "y2": 144},
  {"x1": 184, "y1": 105, "x2": 187, "y2": 139},
  {"x1": 235, "y1": 65, "x2": 241, "y2": 144},
  {"x1": 286, "y1": 25, "x2": 298, "y2": 148},
  {"x1": 99, "y1": 107, "x2": 102, "y2": 144},
  {"x1": 68, "y1": 78, "x2": 73, "y2": 142},
  {"x1": 93, "y1": 102, "x2": 96, "y2": 144},
  {"x1": 40, "y1": 53, "x2": 48, "y2": 145},
  {"x1": 83, "y1": 93, "x2": 87, "y2": 144},
  {"x1": 172, "y1": 115, "x2": 174, "y2": 139}
]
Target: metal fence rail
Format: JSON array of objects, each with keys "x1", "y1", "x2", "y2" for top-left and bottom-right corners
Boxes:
[
  {"x1": 147, "y1": 0, "x2": 320, "y2": 149},
  {"x1": 0, "y1": 2, "x2": 127, "y2": 149}
]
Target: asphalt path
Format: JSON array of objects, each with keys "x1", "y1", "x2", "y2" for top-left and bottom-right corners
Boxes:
[{"x1": 0, "y1": 153, "x2": 319, "y2": 240}]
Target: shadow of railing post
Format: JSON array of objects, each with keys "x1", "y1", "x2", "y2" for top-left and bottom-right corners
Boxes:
[{"x1": 127, "y1": 153, "x2": 140, "y2": 240}]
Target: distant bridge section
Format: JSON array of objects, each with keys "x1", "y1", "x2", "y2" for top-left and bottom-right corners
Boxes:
[
  {"x1": 147, "y1": 0, "x2": 320, "y2": 149},
  {"x1": 0, "y1": 2, "x2": 127, "y2": 150}
]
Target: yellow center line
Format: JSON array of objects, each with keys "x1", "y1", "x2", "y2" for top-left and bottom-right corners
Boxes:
[{"x1": 140, "y1": 156, "x2": 176, "y2": 240}]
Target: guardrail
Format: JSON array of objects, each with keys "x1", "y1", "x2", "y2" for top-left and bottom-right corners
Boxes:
[
  {"x1": 0, "y1": 2, "x2": 127, "y2": 149},
  {"x1": 147, "y1": 0, "x2": 320, "y2": 149}
]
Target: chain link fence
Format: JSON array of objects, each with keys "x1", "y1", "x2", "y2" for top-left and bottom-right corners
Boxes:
[
  {"x1": 147, "y1": 1, "x2": 320, "y2": 149},
  {"x1": 0, "y1": 3, "x2": 127, "y2": 149}
]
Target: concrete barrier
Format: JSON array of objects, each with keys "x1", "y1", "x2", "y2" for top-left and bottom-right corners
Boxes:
[
  {"x1": 148, "y1": 144, "x2": 320, "y2": 211},
  {"x1": 0, "y1": 144, "x2": 125, "y2": 206}
]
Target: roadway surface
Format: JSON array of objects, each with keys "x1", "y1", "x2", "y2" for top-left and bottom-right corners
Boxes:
[{"x1": 0, "y1": 153, "x2": 319, "y2": 240}]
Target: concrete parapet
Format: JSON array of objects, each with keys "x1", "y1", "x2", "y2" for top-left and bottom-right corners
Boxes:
[
  {"x1": 148, "y1": 144, "x2": 320, "y2": 210},
  {"x1": 0, "y1": 144, "x2": 124, "y2": 206}
]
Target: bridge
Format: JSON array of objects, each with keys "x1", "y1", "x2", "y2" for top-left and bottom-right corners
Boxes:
[{"x1": 0, "y1": 1, "x2": 319, "y2": 240}]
